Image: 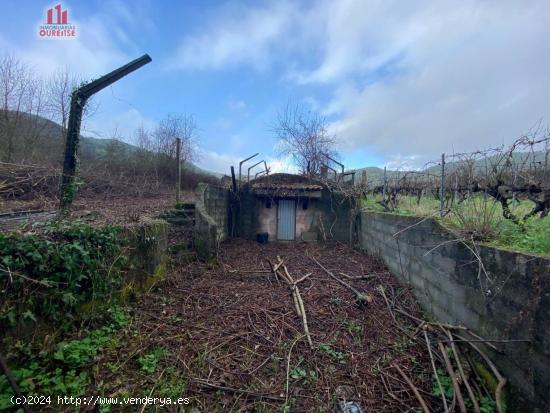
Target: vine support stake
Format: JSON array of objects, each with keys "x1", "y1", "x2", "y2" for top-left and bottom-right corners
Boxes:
[
  {"x1": 382, "y1": 166, "x2": 387, "y2": 201},
  {"x1": 176, "y1": 137, "x2": 182, "y2": 205},
  {"x1": 439, "y1": 153, "x2": 445, "y2": 217},
  {"x1": 58, "y1": 54, "x2": 152, "y2": 217}
]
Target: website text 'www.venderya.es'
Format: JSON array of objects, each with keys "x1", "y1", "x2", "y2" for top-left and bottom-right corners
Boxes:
[{"x1": 11, "y1": 395, "x2": 191, "y2": 408}]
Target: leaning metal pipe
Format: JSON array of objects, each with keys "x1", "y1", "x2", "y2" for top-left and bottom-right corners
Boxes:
[
  {"x1": 326, "y1": 154, "x2": 344, "y2": 175},
  {"x1": 322, "y1": 163, "x2": 338, "y2": 181},
  {"x1": 248, "y1": 160, "x2": 263, "y2": 182},
  {"x1": 239, "y1": 153, "x2": 259, "y2": 187},
  {"x1": 59, "y1": 54, "x2": 152, "y2": 215}
]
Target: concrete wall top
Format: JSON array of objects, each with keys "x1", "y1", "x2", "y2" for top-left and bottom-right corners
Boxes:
[{"x1": 359, "y1": 210, "x2": 550, "y2": 410}]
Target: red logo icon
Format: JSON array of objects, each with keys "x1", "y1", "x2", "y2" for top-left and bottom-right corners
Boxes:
[
  {"x1": 46, "y1": 4, "x2": 68, "y2": 24},
  {"x1": 39, "y1": 3, "x2": 76, "y2": 38}
]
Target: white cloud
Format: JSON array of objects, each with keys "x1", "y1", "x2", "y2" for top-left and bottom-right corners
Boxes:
[
  {"x1": 198, "y1": 151, "x2": 297, "y2": 176},
  {"x1": 227, "y1": 99, "x2": 247, "y2": 111},
  {"x1": 383, "y1": 154, "x2": 421, "y2": 171},
  {"x1": 84, "y1": 108, "x2": 155, "y2": 142},
  {"x1": 170, "y1": 0, "x2": 550, "y2": 168},
  {"x1": 326, "y1": 1, "x2": 550, "y2": 164},
  {"x1": 1, "y1": 1, "x2": 155, "y2": 80},
  {"x1": 170, "y1": 1, "x2": 297, "y2": 70},
  {"x1": 265, "y1": 155, "x2": 298, "y2": 174},
  {"x1": 197, "y1": 151, "x2": 240, "y2": 175}
]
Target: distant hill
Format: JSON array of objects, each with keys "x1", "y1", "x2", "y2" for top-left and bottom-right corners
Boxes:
[
  {"x1": 0, "y1": 110, "x2": 221, "y2": 178},
  {"x1": 351, "y1": 151, "x2": 547, "y2": 185}
]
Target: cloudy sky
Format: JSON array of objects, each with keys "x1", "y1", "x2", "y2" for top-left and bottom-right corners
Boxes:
[{"x1": 2, "y1": 0, "x2": 549, "y2": 173}]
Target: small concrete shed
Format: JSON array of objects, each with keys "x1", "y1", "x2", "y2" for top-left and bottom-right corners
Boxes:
[{"x1": 236, "y1": 173, "x2": 350, "y2": 242}]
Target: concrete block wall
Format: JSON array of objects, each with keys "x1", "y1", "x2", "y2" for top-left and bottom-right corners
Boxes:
[
  {"x1": 359, "y1": 211, "x2": 550, "y2": 411},
  {"x1": 200, "y1": 183, "x2": 229, "y2": 240},
  {"x1": 235, "y1": 187, "x2": 257, "y2": 240},
  {"x1": 194, "y1": 183, "x2": 230, "y2": 258},
  {"x1": 316, "y1": 189, "x2": 353, "y2": 243},
  {"x1": 125, "y1": 218, "x2": 169, "y2": 285}
]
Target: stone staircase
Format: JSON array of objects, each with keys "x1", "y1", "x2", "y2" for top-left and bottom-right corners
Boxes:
[
  {"x1": 161, "y1": 203, "x2": 196, "y2": 254},
  {"x1": 164, "y1": 203, "x2": 195, "y2": 226}
]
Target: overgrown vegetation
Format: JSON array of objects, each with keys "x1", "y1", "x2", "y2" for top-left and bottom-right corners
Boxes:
[
  {"x1": 0, "y1": 221, "x2": 149, "y2": 410},
  {"x1": 0, "y1": 306, "x2": 128, "y2": 409},
  {"x1": 0, "y1": 53, "x2": 217, "y2": 203},
  {"x1": 0, "y1": 220, "x2": 125, "y2": 329},
  {"x1": 362, "y1": 194, "x2": 550, "y2": 255},
  {"x1": 356, "y1": 134, "x2": 550, "y2": 255},
  {"x1": 432, "y1": 367, "x2": 498, "y2": 413}
]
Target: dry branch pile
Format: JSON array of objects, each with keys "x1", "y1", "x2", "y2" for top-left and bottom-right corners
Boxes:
[
  {"x1": 0, "y1": 162, "x2": 60, "y2": 199},
  {"x1": 107, "y1": 240, "x2": 506, "y2": 412}
]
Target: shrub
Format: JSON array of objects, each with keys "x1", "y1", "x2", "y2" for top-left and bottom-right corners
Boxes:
[{"x1": 0, "y1": 221, "x2": 126, "y2": 329}]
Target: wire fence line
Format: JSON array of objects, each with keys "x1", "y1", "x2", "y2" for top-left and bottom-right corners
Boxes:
[{"x1": 360, "y1": 132, "x2": 550, "y2": 223}]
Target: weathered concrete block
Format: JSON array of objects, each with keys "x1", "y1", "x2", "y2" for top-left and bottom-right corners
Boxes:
[
  {"x1": 123, "y1": 218, "x2": 169, "y2": 299},
  {"x1": 358, "y1": 211, "x2": 550, "y2": 411}
]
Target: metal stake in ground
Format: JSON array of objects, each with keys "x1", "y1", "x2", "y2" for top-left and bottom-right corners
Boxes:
[
  {"x1": 58, "y1": 54, "x2": 152, "y2": 217},
  {"x1": 382, "y1": 166, "x2": 387, "y2": 200},
  {"x1": 439, "y1": 153, "x2": 445, "y2": 217},
  {"x1": 176, "y1": 137, "x2": 182, "y2": 205}
]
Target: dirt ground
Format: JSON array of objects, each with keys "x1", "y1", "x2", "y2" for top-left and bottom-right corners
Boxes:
[
  {"x1": 0, "y1": 191, "x2": 194, "y2": 225},
  {"x1": 103, "y1": 239, "x2": 436, "y2": 412}
]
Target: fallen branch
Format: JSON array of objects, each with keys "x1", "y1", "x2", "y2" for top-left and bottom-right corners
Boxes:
[
  {"x1": 294, "y1": 272, "x2": 313, "y2": 284},
  {"x1": 438, "y1": 342, "x2": 467, "y2": 413},
  {"x1": 393, "y1": 364, "x2": 431, "y2": 413},
  {"x1": 424, "y1": 330, "x2": 449, "y2": 413},
  {"x1": 270, "y1": 257, "x2": 313, "y2": 348},
  {"x1": 455, "y1": 334, "x2": 507, "y2": 413},
  {"x1": 309, "y1": 254, "x2": 371, "y2": 305},
  {"x1": 442, "y1": 327, "x2": 480, "y2": 413},
  {"x1": 378, "y1": 285, "x2": 396, "y2": 323},
  {"x1": 394, "y1": 307, "x2": 500, "y2": 352},
  {"x1": 339, "y1": 271, "x2": 377, "y2": 280},
  {"x1": 0, "y1": 352, "x2": 33, "y2": 413},
  {"x1": 282, "y1": 264, "x2": 313, "y2": 349},
  {"x1": 285, "y1": 334, "x2": 304, "y2": 409},
  {"x1": 191, "y1": 378, "x2": 283, "y2": 401}
]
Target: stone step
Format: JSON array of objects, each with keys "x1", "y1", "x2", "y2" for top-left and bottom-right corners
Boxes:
[
  {"x1": 161, "y1": 208, "x2": 196, "y2": 220},
  {"x1": 167, "y1": 216, "x2": 195, "y2": 226},
  {"x1": 169, "y1": 210, "x2": 195, "y2": 218},
  {"x1": 175, "y1": 202, "x2": 195, "y2": 211}
]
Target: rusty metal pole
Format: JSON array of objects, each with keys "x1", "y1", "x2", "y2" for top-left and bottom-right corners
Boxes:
[
  {"x1": 176, "y1": 137, "x2": 181, "y2": 205},
  {"x1": 229, "y1": 165, "x2": 238, "y2": 238},
  {"x1": 58, "y1": 54, "x2": 152, "y2": 216},
  {"x1": 230, "y1": 166, "x2": 237, "y2": 193}
]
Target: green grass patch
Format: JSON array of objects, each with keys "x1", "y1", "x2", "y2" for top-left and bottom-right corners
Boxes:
[
  {"x1": 0, "y1": 306, "x2": 128, "y2": 409},
  {"x1": 362, "y1": 194, "x2": 550, "y2": 256}
]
